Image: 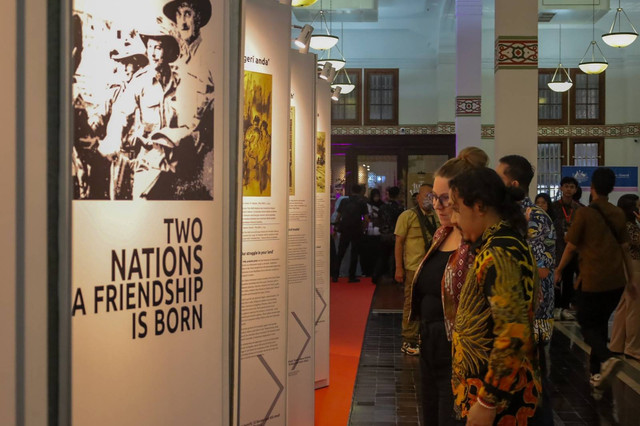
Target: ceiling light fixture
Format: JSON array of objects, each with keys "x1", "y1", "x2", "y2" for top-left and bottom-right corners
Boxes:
[
  {"x1": 579, "y1": 0, "x2": 608, "y2": 74},
  {"x1": 602, "y1": 0, "x2": 638, "y2": 48},
  {"x1": 292, "y1": 0, "x2": 318, "y2": 6},
  {"x1": 309, "y1": 1, "x2": 339, "y2": 50},
  {"x1": 548, "y1": 24, "x2": 573, "y2": 93}
]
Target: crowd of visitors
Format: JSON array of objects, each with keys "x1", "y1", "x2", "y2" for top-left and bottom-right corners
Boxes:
[{"x1": 330, "y1": 147, "x2": 639, "y2": 425}]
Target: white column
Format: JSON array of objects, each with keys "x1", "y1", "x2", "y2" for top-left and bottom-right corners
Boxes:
[
  {"x1": 455, "y1": 0, "x2": 482, "y2": 153},
  {"x1": 494, "y1": 0, "x2": 538, "y2": 195}
]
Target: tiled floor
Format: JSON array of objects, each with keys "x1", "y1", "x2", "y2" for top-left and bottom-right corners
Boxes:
[{"x1": 349, "y1": 312, "x2": 640, "y2": 426}]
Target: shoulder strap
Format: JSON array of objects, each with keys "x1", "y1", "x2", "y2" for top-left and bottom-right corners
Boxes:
[
  {"x1": 413, "y1": 207, "x2": 437, "y2": 251},
  {"x1": 589, "y1": 204, "x2": 620, "y2": 242}
]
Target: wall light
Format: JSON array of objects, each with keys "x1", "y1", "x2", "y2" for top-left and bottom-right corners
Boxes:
[
  {"x1": 294, "y1": 24, "x2": 314, "y2": 53},
  {"x1": 331, "y1": 86, "x2": 342, "y2": 101},
  {"x1": 319, "y1": 62, "x2": 333, "y2": 80}
]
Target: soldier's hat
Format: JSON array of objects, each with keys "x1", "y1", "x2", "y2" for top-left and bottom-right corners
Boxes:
[
  {"x1": 110, "y1": 48, "x2": 149, "y2": 67},
  {"x1": 163, "y1": 0, "x2": 212, "y2": 28},
  {"x1": 139, "y1": 22, "x2": 181, "y2": 64}
]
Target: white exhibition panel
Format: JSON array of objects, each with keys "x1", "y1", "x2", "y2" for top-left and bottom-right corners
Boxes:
[
  {"x1": 314, "y1": 79, "x2": 332, "y2": 388},
  {"x1": 70, "y1": 0, "x2": 226, "y2": 424},
  {"x1": 239, "y1": 1, "x2": 290, "y2": 425},
  {"x1": 286, "y1": 51, "x2": 317, "y2": 425}
]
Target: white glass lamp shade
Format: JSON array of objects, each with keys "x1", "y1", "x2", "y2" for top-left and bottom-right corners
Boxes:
[
  {"x1": 331, "y1": 86, "x2": 342, "y2": 101},
  {"x1": 331, "y1": 83, "x2": 355, "y2": 94},
  {"x1": 547, "y1": 81, "x2": 573, "y2": 92},
  {"x1": 292, "y1": 0, "x2": 318, "y2": 6},
  {"x1": 317, "y1": 58, "x2": 345, "y2": 71},
  {"x1": 310, "y1": 34, "x2": 339, "y2": 50},
  {"x1": 602, "y1": 32, "x2": 637, "y2": 48},
  {"x1": 578, "y1": 61, "x2": 608, "y2": 74}
]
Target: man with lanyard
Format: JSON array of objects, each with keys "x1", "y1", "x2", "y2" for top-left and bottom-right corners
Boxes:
[
  {"x1": 497, "y1": 155, "x2": 556, "y2": 426},
  {"x1": 551, "y1": 176, "x2": 581, "y2": 320},
  {"x1": 395, "y1": 183, "x2": 439, "y2": 355}
]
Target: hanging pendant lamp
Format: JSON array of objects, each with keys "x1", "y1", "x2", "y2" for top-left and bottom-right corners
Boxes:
[
  {"x1": 602, "y1": 0, "x2": 638, "y2": 48},
  {"x1": 309, "y1": 7, "x2": 339, "y2": 50},
  {"x1": 292, "y1": 0, "x2": 318, "y2": 7},
  {"x1": 579, "y1": 0, "x2": 608, "y2": 74},
  {"x1": 548, "y1": 24, "x2": 573, "y2": 93}
]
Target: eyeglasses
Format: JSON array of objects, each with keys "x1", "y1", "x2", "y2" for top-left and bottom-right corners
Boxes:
[{"x1": 427, "y1": 192, "x2": 451, "y2": 207}]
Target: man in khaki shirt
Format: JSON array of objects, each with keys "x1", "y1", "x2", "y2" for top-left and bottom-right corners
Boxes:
[
  {"x1": 395, "y1": 183, "x2": 439, "y2": 355},
  {"x1": 555, "y1": 168, "x2": 638, "y2": 394}
]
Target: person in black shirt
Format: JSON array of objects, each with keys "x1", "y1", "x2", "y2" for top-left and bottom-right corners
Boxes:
[
  {"x1": 332, "y1": 184, "x2": 369, "y2": 282},
  {"x1": 373, "y1": 186, "x2": 405, "y2": 284}
]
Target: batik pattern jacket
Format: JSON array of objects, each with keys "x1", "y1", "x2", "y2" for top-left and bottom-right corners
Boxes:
[
  {"x1": 452, "y1": 222, "x2": 541, "y2": 424},
  {"x1": 522, "y1": 197, "x2": 556, "y2": 344}
]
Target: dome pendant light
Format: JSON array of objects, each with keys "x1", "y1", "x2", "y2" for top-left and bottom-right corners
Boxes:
[
  {"x1": 579, "y1": 0, "x2": 608, "y2": 75},
  {"x1": 602, "y1": 0, "x2": 638, "y2": 48},
  {"x1": 548, "y1": 25, "x2": 573, "y2": 93},
  {"x1": 309, "y1": 2, "x2": 339, "y2": 51}
]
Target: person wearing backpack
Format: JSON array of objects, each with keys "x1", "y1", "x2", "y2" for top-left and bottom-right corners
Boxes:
[{"x1": 332, "y1": 184, "x2": 369, "y2": 282}]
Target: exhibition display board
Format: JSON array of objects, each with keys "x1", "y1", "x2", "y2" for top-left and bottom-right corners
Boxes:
[
  {"x1": 70, "y1": 0, "x2": 228, "y2": 424},
  {"x1": 314, "y1": 79, "x2": 332, "y2": 388},
  {"x1": 286, "y1": 51, "x2": 317, "y2": 425},
  {"x1": 239, "y1": 1, "x2": 290, "y2": 425}
]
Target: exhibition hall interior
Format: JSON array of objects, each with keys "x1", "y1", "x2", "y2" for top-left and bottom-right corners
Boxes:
[{"x1": 2, "y1": 0, "x2": 640, "y2": 425}]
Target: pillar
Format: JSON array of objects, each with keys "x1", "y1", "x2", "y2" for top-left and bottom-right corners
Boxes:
[
  {"x1": 455, "y1": 0, "x2": 482, "y2": 153},
  {"x1": 494, "y1": 0, "x2": 538, "y2": 196}
]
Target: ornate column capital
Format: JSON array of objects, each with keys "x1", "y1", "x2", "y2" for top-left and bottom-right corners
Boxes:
[{"x1": 495, "y1": 36, "x2": 538, "y2": 71}]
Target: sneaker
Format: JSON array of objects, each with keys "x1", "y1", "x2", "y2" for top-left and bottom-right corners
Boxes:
[
  {"x1": 595, "y1": 357, "x2": 622, "y2": 389},
  {"x1": 401, "y1": 342, "x2": 420, "y2": 356},
  {"x1": 560, "y1": 309, "x2": 576, "y2": 321}
]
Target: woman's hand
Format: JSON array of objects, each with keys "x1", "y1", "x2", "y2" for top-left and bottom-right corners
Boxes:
[{"x1": 466, "y1": 402, "x2": 496, "y2": 426}]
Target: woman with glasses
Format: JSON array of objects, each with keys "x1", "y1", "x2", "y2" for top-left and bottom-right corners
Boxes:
[
  {"x1": 449, "y1": 167, "x2": 540, "y2": 426},
  {"x1": 409, "y1": 147, "x2": 487, "y2": 426}
]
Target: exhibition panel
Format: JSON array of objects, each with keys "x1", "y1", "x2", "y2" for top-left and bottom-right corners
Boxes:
[
  {"x1": 314, "y1": 78, "x2": 332, "y2": 388},
  {"x1": 69, "y1": 0, "x2": 229, "y2": 424},
  {"x1": 239, "y1": 1, "x2": 291, "y2": 425},
  {"x1": 286, "y1": 50, "x2": 317, "y2": 425}
]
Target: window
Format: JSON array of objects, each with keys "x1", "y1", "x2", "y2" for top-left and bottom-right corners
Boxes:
[
  {"x1": 364, "y1": 69, "x2": 399, "y2": 125},
  {"x1": 538, "y1": 69, "x2": 567, "y2": 124},
  {"x1": 570, "y1": 70, "x2": 605, "y2": 124},
  {"x1": 537, "y1": 140, "x2": 565, "y2": 199},
  {"x1": 570, "y1": 138, "x2": 604, "y2": 166},
  {"x1": 331, "y1": 69, "x2": 361, "y2": 125}
]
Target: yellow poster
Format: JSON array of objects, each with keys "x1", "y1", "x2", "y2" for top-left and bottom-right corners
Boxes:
[
  {"x1": 243, "y1": 71, "x2": 272, "y2": 196},
  {"x1": 289, "y1": 106, "x2": 295, "y2": 196},
  {"x1": 316, "y1": 131, "x2": 326, "y2": 193}
]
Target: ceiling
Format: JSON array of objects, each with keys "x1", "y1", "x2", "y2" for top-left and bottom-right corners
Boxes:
[{"x1": 291, "y1": 0, "x2": 640, "y2": 69}]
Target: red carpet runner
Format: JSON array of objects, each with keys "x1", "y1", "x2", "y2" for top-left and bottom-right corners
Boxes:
[{"x1": 314, "y1": 277, "x2": 376, "y2": 425}]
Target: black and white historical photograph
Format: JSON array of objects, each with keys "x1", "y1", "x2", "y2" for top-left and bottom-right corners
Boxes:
[{"x1": 72, "y1": 0, "x2": 215, "y2": 200}]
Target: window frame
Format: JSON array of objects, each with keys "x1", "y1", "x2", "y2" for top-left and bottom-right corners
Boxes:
[
  {"x1": 570, "y1": 69, "x2": 606, "y2": 125},
  {"x1": 569, "y1": 137, "x2": 604, "y2": 166},
  {"x1": 537, "y1": 68, "x2": 569, "y2": 125},
  {"x1": 363, "y1": 68, "x2": 399, "y2": 126},
  {"x1": 331, "y1": 68, "x2": 362, "y2": 126}
]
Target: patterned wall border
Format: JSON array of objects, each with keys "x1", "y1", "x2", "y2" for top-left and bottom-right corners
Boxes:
[
  {"x1": 495, "y1": 36, "x2": 538, "y2": 71},
  {"x1": 481, "y1": 124, "x2": 640, "y2": 139},
  {"x1": 456, "y1": 96, "x2": 482, "y2": 116},
  {"x1": 331, "y1": 123, "x2": 640, "y2": 138}
]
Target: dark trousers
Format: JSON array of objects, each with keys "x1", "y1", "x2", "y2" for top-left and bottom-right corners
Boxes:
[
  {"x1": 373, "y1": 237, "x2": 395, "y2": 283},
  {"x1": 361, "y1": 235, "x2": 381, "y2": 277},
  {"x1": 557, "y1": 257, "x2": 579, "y2": 309},
  {"x1": 334, "y1": 232, "x2": 363, "y2": 280},
  {"x1": 577, "y1": 287, "x2": 624, "y2": 374},
  {"x1": 530, "y1": 342, "x2": 554, "y2": 426},
  {"x1": 420, "y1": 320, "x2": 461, "y2": 426}
]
